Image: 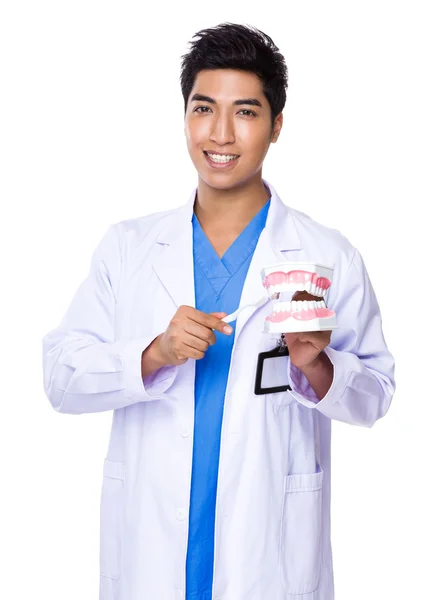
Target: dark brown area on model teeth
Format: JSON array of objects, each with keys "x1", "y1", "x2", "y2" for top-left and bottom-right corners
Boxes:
[{"x1": 292, "y1": 290, "x2": 324, "y2": 302}]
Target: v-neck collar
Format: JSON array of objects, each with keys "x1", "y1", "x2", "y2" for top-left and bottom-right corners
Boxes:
[{"x1": 192, "y1": 199, "x2": 271, "y2": 293}]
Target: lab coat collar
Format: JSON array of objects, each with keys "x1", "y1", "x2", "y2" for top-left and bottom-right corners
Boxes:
[
  {"x1": 156, "y1": 179, "x2": 302, "y2": 252},
  {"x1": 153, "y1": 179, "x2": 303, "y2": 340}
]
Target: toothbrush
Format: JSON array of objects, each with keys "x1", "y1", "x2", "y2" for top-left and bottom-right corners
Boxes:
[{"x1": 221, "y1": 295, "x2": 270, "y2": 324}]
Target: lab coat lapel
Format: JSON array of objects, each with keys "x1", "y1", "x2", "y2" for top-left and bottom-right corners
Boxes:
[
  {"x1": 152, "y1": 188, "x2": 196, "y2": 311},
  {"x1": 234, "y1": 180, "x2": 303, "y2": 341}
]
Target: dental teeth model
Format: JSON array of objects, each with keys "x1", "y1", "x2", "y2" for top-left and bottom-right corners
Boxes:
[{"x1": 261, "y1": 261, "x2": 338, "y2": 334}]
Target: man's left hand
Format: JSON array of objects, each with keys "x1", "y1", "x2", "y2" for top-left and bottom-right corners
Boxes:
[
  {"x1": 284, "y1": 330, "x2": 331, "y2": 371},
  {"x1": 284, "y1": 290, "x2": 332, "y2": 371}
]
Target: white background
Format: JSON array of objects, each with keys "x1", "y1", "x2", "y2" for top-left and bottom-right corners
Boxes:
[{"x1": 1, "y1": 1, "x2": 430, "y2": 598}]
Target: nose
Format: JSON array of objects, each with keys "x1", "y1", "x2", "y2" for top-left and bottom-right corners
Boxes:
[{"x1": 209, "y1": 112, "x2": 235, "y2": 146}]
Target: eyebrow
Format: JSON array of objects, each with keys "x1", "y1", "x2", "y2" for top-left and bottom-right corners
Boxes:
[{"x1": 190, "y1": 93, "x2": 263, "y2": 108}]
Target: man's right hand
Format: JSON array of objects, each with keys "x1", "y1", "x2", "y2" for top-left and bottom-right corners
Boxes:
[{"x1": 141, "y1": 306, "x2": 233, "y2": 376}]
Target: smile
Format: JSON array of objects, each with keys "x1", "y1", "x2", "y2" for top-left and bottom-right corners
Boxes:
[{"x1": 203, "y1": 151, "x2": 240, "y2": 169}]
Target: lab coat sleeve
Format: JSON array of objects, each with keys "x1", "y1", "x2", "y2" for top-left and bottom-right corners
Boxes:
[
  {"x1": 287, "y1": 248, "x2": 396, "y2": 427},
  {"x1": 42, "y1": 224, "x2": 178, "y2": 415}
]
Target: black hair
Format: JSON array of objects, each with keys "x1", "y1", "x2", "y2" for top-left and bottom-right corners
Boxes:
[{"x1": 180, "y1": 22, "x2": 288, "y2": 130}]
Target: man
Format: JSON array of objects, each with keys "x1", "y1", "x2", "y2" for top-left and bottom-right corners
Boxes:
[{"x1": 42, "y1": 22, "x2": 396, "y2": 600}]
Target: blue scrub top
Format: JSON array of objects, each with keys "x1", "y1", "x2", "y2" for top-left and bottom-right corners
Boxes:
[{"x1": 185, "y1": 198, "x2": 271, "y2": 600}]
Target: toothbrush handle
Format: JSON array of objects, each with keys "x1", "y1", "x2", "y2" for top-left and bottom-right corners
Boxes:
[
  {"x1": 221, "y1": 296, "x2": 269, "y2": 324},
  {"x1": 221, "y1": 310, "x2": 239, "y2": 324}
]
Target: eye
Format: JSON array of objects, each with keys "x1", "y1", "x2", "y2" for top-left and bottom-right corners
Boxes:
[
  {"x1": 193, "y1": 106, "x2": 211, "y2": 113},
  {"x1": 239, "y1": 109, "x2": 257, "y2": 117}
]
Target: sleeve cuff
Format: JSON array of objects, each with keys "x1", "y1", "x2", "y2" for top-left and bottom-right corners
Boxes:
[
  {"x1": 121, "y1": 337, "x2": 178, "y2": 403},
  {"x1": 287, "y1": 346, "x2": 346, "y2": 410},
  {"x1": 288, "y1": 359, "x2": 321, "y2": 405}
]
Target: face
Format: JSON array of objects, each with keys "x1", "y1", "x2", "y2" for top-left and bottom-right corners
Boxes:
[{"x1": 184, "y1": 69, "x2": 283, "y2": 190}]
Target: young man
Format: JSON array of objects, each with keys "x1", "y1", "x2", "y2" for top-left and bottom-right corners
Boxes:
[{"x1": 42, "y1": 22, "x2": 396, "y2": 600}]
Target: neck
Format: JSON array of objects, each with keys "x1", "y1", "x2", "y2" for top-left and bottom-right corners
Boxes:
[{"x1": 193, "y1": 173, "x2": 270, "y2": 234}]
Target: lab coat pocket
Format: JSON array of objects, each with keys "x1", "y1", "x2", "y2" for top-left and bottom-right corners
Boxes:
[
  {"x1": 100, "y1": 459, "x2": 125, "y2": 580},
  {"x1": 280, "y1": 468, "x2": 324, "y2": 596}
]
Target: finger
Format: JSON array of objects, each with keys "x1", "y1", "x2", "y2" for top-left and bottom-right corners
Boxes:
[
  {"x1": 181, "y1": 341, "x2": 206, "y2": 360},
  {"x1": 183, "y1": 321, "x2": 217, "y2": 346},
  {"x1": 171, "y1": 308, "x2": 225, "y2": 340},
  {"x1": 180, "y1": 332, "x2": 211, "y2": 353},
  {"x1": 188, "y1": 308, "x2": 233, "y2": 335},
  {"x1": 297, "y1": 331, "x2": 331, "y2": 347},
  {"x1": 210, "y1": 311, "x2": 228, "y2": 318}
]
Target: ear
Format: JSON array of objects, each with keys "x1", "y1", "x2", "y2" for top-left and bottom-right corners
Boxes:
[{"x1": 271, "y1": 112, "x2": 283, "y2": 142}]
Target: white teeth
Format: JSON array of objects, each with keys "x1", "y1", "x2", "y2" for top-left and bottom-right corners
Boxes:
[
  {"x1": 272, "y1": 299, "x2": 330, "y2": 314},
  {"x1": 207, "y1": 152, "x2": 238, "y2": 162},
  {"x1": 304, "y1": 281, "x2": 312, "y2": 292}
]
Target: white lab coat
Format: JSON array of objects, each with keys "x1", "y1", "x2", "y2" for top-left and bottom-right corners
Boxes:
[{"x1": 42, "y1": 179, "x2": 395, "y2": 600}]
